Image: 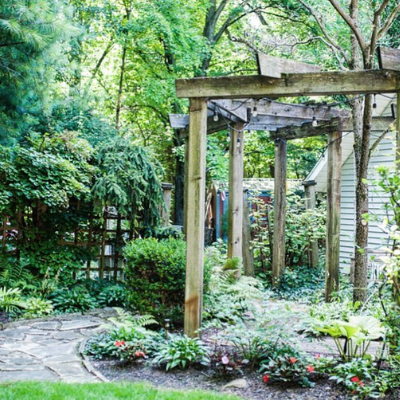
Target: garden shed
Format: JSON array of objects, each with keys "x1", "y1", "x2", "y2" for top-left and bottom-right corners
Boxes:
[
  {"x1": 207, "y1": 179, "x2": 302, "y2": 242},
  {"x1": 305, "y1": 94, "x2": 397, "y2": 273}
]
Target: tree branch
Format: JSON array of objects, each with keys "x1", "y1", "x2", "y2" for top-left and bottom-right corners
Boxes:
[
  {"x1": 369, "y1": 121, "x2": 395, "y2": 159},
  {"x1": 369, "y1": 0, "x2": 391, "y2": 65},
  {"x1": 297, "y1": 0, "x2": 350, "y2": 66},
  {"x1": 327, "y1": 0, "x2": 367, "y2": 51},
  {"x1": 377, "y1": 2, "x2": 400, "y2": 40}
]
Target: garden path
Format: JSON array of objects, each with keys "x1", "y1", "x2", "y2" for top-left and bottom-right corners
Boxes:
[
  {"x1": 0, "y1": 302, "x2": 384, "y2": 385},
  {"x1": 0, "y1": 310, "x2": 112, "y2": 383}
]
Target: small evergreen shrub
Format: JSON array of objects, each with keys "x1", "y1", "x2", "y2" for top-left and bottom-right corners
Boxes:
[{"x1": 123, "y1": 237, "x2": 187, "y2": 324}]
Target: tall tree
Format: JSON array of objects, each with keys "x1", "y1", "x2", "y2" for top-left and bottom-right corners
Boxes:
[
  {"x1": 294, "y1": 0, "x2": 400, "y2": 302},
  {"x1": 0, "y1": 0, "x2": 79, "y2": 143}
]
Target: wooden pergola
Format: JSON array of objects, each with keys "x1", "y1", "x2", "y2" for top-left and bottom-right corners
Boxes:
[{"x1": 174, "y1": 68, "x2": 400, "y2": 338}]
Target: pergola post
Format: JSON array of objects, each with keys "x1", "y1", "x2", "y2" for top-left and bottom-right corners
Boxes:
[
  {"x1": 228, "y1": 122, "x2": 245, "y2": 261},
  {"x1": 303, "y1": 180, "x2": 319, "y2": 268},
  {"x1": 272, "y1": 138, "x2": 287, "y2": 284},
  {"x1": 184, "y1": 98, "x2": 207, "y2": 338},
  {"x1": 396, "y1": 91, "x2": 400, "y2": 168},
  {"x1": 242, "y1": 189, "x2": 254, "y2": 276},
  {"x1": 325, "y1": 130, "x2": 342, "y2": 301}
]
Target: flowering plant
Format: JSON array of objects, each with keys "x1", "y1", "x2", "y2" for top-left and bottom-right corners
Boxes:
[
  {"x1": 210, "y1": 349, "x2": 243, "y2": 375},
  {"x1": 259, "y1": 344, "x2": 315, "y2": 387}
]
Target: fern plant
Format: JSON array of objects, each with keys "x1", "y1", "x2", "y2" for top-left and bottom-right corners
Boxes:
[
  {"x1": 104, "y1": 307, "x2": 157, "y2": 330},
  {"x1": 0, "y1": 260, "x2": 36, "y2": 291},
  {"x1": 0, "y1": 287, "x2": 26, "y2": 313}
]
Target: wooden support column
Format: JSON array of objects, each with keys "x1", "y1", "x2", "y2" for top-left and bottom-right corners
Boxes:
[
  {"x1": 228, "y1": 122, "x2": 245, "y2": 261},
  {"x1": 325, "y1": 130, "x2": 342, "y2": 301},
  {"x1": 242, "y1": 189, "x2": 254, "y2": 276},
  {"x1": 272, "y1": 138, "x2": 287, "y2": 284},
  {"x1": 303, "y1": 180, "x2": 319, "y2": 268},
  {"x1": 396, "y1": 91, "x2": 400, "y2": 168},
  {"x1": 184, "y1": 98, "x2": 207, "y2": 338}
]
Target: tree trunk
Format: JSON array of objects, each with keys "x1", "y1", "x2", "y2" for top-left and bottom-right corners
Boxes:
[
  {"x1": 349, "y1": 0, "x2": 370, "y2": 303},
  {"x1": 353, "y1": 94, "x2": 373, "y2": 302}
]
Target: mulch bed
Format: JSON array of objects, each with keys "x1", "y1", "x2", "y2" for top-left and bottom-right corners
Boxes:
[{"x1": 91, "y1": 358, "x2": 350, "y2": 399}]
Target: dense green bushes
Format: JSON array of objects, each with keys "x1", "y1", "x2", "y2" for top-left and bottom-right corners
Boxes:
[{"x1": 123, "y1": 237, "x2": 187, "y2": 324}]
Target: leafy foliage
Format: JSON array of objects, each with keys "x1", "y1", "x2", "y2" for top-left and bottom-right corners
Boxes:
[
  {"x1": 0, "y1": 287, "x2": 26, "y2": 313},
  {"x1": 259, "y1": 342, "x2": 315, "y2": 388},
  {"x1": 123, "y1": 237, "x2": 187, "y2": 325},
  {"x1": 314, "y1": 316, "x2": 385, "y2": 361},
  {"x1": 152, "y1": 334, "x2": 210, "y2": 371},
  {"x1": 92, "y1": 136, "x2": 164, "y2": 236},
  {"x1": 49, "y1": 286, "x2": 96, "y2": 314}
]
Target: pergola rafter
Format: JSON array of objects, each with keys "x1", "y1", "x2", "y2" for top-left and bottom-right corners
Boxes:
[{"x1": 172, "y1": 68, "x2": 400, "y2": 338}]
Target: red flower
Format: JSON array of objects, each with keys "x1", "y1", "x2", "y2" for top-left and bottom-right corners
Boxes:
[
  {"x1": 289, "y1": 357, "x2": 297, "y2": 364},
  {"x1": 351, "y1": 376, "x2": 360, "y2": 383},
  {"x1": 135, "y1": 351, "x2": 145, "y2": 358},
  {"x1": 263, "y1": 374, "x2": 269, "y2": 383},
  {"x1": 306, "y1": 365, "x2": 315, "y2": 373},
  {"x1": 115, "y1": 340, "x2": 125, "y2": 347}
]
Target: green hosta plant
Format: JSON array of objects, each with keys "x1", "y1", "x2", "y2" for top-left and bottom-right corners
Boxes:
[
  {"x1": 152, "y1": 334, "x2": 210, "y2": 371},
  {"x1": 22, "y1": 297, "x2": 53, "y2": 318},
  {"x1": 315, "y1": 316, "x2": 385, "y2": 361}
]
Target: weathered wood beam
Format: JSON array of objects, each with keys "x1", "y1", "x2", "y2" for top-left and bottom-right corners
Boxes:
[
  {"x1": 272, "y1": 138, "x2": 287, "y2": 285},
  {"x1": 176, "y1": 70, "x2": 400, "y2": 99},
  {"x1": 171, "y1": 114, "x2": 393, "y2": 138},
  {"x1": 170, "y1": 114, "x2": 227, "y2": 135},
  {"x1": 211, "y1": 99, "x2": 248, "y2": 122},
  {"x1": 257, "y1": 52, "x2": 321, "y2": 78},
  {"x1": 378, "y1": 47, "x2": 400, "y2": 72},
  {"x1": 325, "y1": 131, "x2": 342, "y2": 302},
  {"x1": 270, "y1": 118, "x2": 346, "y2": 140},
  {"x1": 227, "y1": 122, "x2": 245, "y2": 262},
  {"x1": 184, "y1": 98, "x2": 207, "y2": 338},
  {"x1": 303, "y1": 180, "x2": 319, "y2": 269}
]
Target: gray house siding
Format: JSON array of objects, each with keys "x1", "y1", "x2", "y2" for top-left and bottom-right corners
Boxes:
[{"x1": 339, "y1": 134, "x2": 395, "y2": 271}]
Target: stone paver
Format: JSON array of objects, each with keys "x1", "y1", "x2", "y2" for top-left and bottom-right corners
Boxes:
[{"x1": 0, "y1": 312, "x2": 111, "y2": 383}]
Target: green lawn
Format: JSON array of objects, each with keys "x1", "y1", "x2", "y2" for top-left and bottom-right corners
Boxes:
[{"x1": 0, "y1": 381, "x2": 242, "y2": 400}]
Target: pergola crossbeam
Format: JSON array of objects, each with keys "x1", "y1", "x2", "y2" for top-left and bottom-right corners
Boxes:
[{"x1": 176, "y1": 70, "x2": 400, "y2": 99}]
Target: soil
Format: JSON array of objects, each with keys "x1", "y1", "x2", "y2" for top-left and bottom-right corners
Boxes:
[
  {"x1": 0, "y1": 311, "x2": 11, "y2": 325},
  {"x1": 91, "y1": 358, "x2": 351, "y2": 399}
]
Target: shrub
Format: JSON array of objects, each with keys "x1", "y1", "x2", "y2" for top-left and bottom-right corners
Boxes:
[
  {"x1": 123, "y1": 237, "x2": 187, "y2": 324},
  {"x1": 152, "y1": 334, "x2": 210, "y2": 370}
]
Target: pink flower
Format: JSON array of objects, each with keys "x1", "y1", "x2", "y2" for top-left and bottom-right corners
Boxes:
[
  {"x1": 115, "y1": 340, "x2": 125, "y2": 347},
  {"x1": 135, "y1": 351, "x2": 145, "y2": 358},
  {"x1": 306, "y1": 365, "x2": 315, "y2": 373},
  {"x1": 289, "y1": 357, "x2": 297, "y2": 364},
  {"x1": 315, "y1": 354, "x2": 320, "y2": 359},
  {"x1": 263, "y1": 374, "x2": 269, "y2": 383},
  {"x1": 221, "y1": 356, "x2": 229, "y2": 365}
]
